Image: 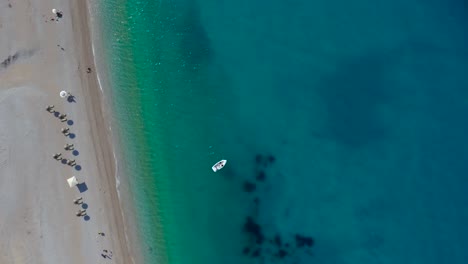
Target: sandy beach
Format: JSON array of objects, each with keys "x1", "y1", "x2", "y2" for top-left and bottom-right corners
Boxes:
[{"x1": 0, "y1": 0, "x2": 135, "y2": 263}]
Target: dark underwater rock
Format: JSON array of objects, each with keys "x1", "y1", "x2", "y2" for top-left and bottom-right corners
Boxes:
[
  {"x1": 244, "y1": 217, "x2": 264, "y2": 245},
  {"x1": 256, "y1": 171, "x2": 266, "y2": 181},
  {"x1": 274, "y1": 234, "x2": 282, "y2": 247},
  {"x1": 251, "y1": 248, "x2": 261, "y2": 258},
  {"x1": 243, "y1": 181, "x2": 256, "y2": 192},
  {"x1": 267, "y1": 155, "x2": 276, "y2": 163},
  {"x1": 295, "y1": 234, "x2": 314, "y2": 248},
  {"x1": 243, "y1": 247, "x2": 250, "y2": 255},
  {"x1": 277, "y1": 249, "x2": 288, "y2": 258}
]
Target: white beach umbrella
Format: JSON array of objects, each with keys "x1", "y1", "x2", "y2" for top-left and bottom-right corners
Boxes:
[
  {"x1": 60, "y1": 91, "x2": 69, "y2": 98},
  {"x1": 52, "y1": 8, "x2": 57, "y2": 14},
  {"x1": 67, "y1": 176, "x2": 79, "y2": 188}
]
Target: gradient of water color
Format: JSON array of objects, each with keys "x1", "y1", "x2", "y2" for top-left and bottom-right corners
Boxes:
[{"x1": 92, "y1": 0, "x2": 468, "y2": 263}]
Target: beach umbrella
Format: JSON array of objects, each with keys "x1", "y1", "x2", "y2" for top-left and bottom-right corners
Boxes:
[
  {"x1": 67, "y1": 176, "x2": 78, "y2": 188},
  {"x1": 52, "y1": 9, "x2": 63, "y2": 18},
  {"x1": 60, "y1": 91, "x2": 69, "y2": 98}
]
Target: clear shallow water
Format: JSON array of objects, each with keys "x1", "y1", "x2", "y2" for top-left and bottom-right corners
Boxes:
[{"x1": 94, "y1": 0, "x2": 468, "y2": 263}]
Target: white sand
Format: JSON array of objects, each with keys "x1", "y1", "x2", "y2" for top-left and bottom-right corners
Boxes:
[{"x1": 0, "y1": 0, "x2": 134, "y2": 263}]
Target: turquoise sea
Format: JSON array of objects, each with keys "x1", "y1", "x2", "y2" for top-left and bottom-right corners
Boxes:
[{"x1": 91, "y1": 0, "x2": 468, "y2": 263}]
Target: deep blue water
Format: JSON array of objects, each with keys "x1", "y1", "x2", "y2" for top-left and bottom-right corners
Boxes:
[{"x1": 95, "y1": 0, "x2": 468, "y2": 263}]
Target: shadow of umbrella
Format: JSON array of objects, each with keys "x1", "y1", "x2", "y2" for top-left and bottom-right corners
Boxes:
[
  {"x1": 77, "y1": 182, "x2": 88, "y2": 193},
  {"x1": 67, "y1": 96, "x2": 76, "y2": 103}
]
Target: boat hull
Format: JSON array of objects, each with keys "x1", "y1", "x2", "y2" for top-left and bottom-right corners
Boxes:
[{"x1": 212, "y1": 159, "x2": 227, "y2": 172}]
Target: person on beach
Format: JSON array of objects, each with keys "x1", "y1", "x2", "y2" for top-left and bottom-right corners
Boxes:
[
  {"x1": 73, "y1": 197, "x2": 83, "y2": 204},
  {"x1": 76, "y1": 209, "x2": 86, "y2": 217},
  {"x1": 46, "y1": 105, "x2": 55, "y2": 113},
  {"x1": 61, "y1": 128, "x2": 70, "y2": 136},
  {"x1": 64, "y1": 143, "x2": 74, "y2": 151},
  {"x1": 59, "y1": 114, "x2": 67, "y2": 122},
  {"x1": 102, "y1": 250, "x2": 112, "y2": 259},
  {"x1": 52, "y1": 9, "x2": 63, "y2": 20}
]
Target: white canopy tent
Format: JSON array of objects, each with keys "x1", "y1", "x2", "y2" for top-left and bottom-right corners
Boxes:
[{"x1": 67, "y1": 176, "x2": 79, "y2": 188}]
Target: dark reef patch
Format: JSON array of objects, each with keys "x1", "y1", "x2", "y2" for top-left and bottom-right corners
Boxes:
[
  {"x1": 242, "y1": 247, "x2": 250, "y2": 255},
  {"x1": 254, "y1": 153, "x2": 276, "y2": 168},
  {"x1": 295, "y1": 234, "x2": 314, "y2": 248},
  {"x1": 243, "y1": 181, "x2": 256, "y2": 193},
  {"x1": 251, "y1": 248, "x2": 261, "y2": 258},
  {"x1": 256, "y1": 171, "x2": 266, "y2": 181},
  {"x1": 244, "y1": 217, "x2": 264, "y2": 244},
  {"x1": 239, "y1": 154, "x2": 315, "y2": 261},
  {"x1": 277, "y1": 249, "x2": 288, "y2": 258},
  {"x1": 267, "y1": 155, "x2": 276, "y2": 164},
  {"x1": 274, "y1": 234, "x2": 282, "y2": 247}
]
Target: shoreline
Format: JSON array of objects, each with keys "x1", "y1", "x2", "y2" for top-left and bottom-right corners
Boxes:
[
  {"x1": 83, "y1": 0, "x2": 145, "y2": 262},
  {"x1": 70, "y1": 1, "x2": 137, "y2": 263}
]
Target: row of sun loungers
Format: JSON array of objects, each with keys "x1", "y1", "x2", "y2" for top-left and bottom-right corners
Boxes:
[
  {"x1": 52, "y1": 155, "x2": 76, "y2": 166},
  {"x1": 47, "y1": 97, "x2": 88, "y2": 220},
  {"x1": 45, "y1": 105, "x2": 67, "y2": 122}
]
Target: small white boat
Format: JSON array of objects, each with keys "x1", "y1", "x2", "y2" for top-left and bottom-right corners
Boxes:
[{"x1": 212, "y1": 159, "x2": 227, "y2": 172}]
